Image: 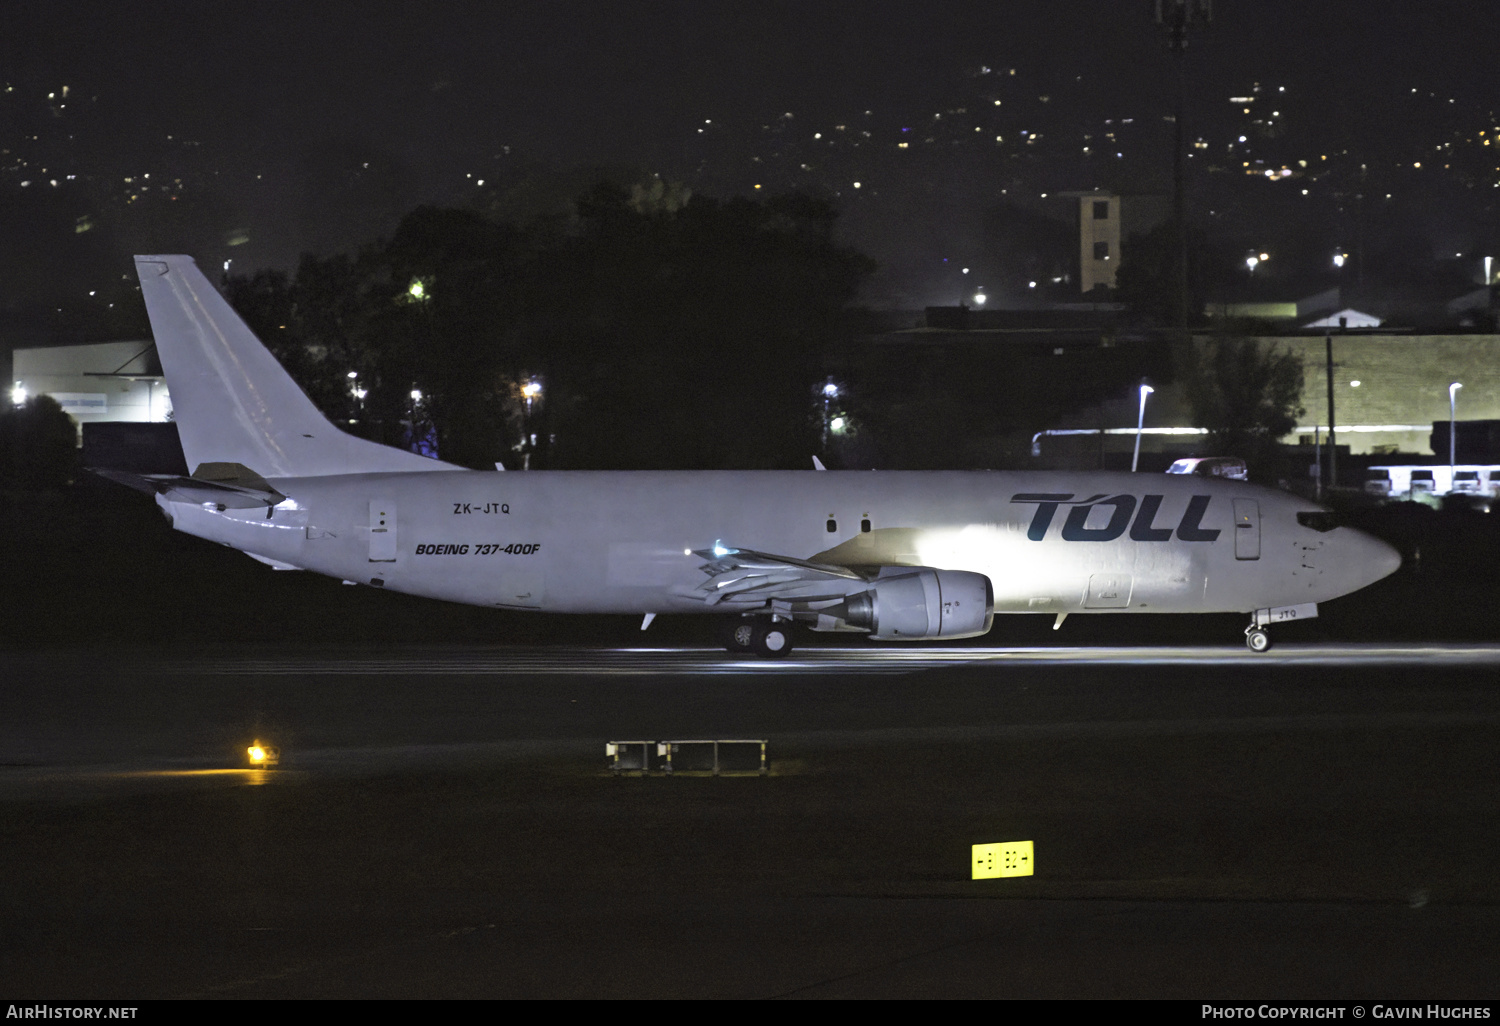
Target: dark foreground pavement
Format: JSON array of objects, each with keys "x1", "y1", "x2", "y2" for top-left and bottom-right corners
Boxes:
[{"x1": 1, "y1": 646, "x2": 1498, "y2": 998}]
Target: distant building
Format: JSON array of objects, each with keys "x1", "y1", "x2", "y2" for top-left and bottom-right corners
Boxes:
[
  {"x1": 1267, "y1": 332, "x2": 1500, "y2": 456},
  {"x1": 1303, "y1": 308, "x2": 1382, "y2": 329},
  {"x1": 11, "y1": 341, "x2": 170, "y2": 442},
  {"x1": 1204, "y1": 281, "x2": 1496, "y2": 333},
  {"x1": 1204, "y1": 287, "x2": 1342, "y2": 323},
  {"x1": 882, "y1": 304, "x2": 1500, "y2": 464},
  {"x1": 1057, "y1": 191, "x2": 1170, "y2": 296},
  {"x1": 1446, "y1": 286, "x2": 1499, "y2": 328},
  {"x1": 1075, "y1": 192, "x2": 1120, "y2": 293},
  {"x1": 1043, "y1": 330, "x2": 1500, "y2": 461}
]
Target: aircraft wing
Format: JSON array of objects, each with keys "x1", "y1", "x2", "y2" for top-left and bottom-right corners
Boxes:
[{"x1": 685, "y1": 545, "x2": 873, "y2": 606}]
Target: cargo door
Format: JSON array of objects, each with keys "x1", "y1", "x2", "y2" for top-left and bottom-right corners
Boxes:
[
  {"x1": 368, "y1": 499, "x2": 398, "y2": 562},
  {"x1": 1232, "y1": 499, "x2": 1260, "y2": 560}
]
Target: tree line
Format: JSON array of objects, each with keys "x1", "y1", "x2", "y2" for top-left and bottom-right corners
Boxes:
[
  {"x1": 0, "y1": 180, "x2": 1306, "y2": 489},
  {"x1": 224, "y1": 185, "x2": 876, "y2": 471},
  {"x1": 222, "y1": 184, "x2": 1303, "y2": 476}
]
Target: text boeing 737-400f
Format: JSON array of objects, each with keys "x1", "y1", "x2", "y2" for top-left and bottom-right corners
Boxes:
[{"x1": 100, "y1": 255, "x2": 1400, "y2": 657}]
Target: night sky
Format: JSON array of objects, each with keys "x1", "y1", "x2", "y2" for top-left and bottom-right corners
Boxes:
[{"x1": 4, "y1": 2, "x2": 1499, "y2": 311}]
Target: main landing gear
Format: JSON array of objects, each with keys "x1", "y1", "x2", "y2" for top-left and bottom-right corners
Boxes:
[
  {"x1": 1244, "y1": 621, "x2": 1273, "y2": 653},
  {"x1": 723, "y1": 618, "x2": 795, "y2": 659}
]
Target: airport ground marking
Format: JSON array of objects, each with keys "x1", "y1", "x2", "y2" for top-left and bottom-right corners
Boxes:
[{"x1": 973, "y1": 840, "x2": 1034, "y2": 879}]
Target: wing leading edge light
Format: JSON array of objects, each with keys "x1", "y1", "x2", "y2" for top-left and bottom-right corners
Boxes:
[{"x1": 121, "y1": 255, "x2": 1401, "y2": 656}]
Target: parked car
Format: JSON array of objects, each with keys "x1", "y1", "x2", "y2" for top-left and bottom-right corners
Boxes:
[
  {"x1": 1166, "y1": 456, "x2": 1249, "y2": 481},
  {"x1": 1451, "y1": 470, "x2": 1484, "y2": 494}
]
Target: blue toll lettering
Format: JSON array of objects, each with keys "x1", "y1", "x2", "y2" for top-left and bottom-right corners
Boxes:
[
  {"x1": 1129, "y1": 494, "x2": 1175, "y2": 541},
  {"x1": 1176, "y1": 495, "x2": 1221, "y2": 542},
  {"x1": 1061, "y1": 494, "x2": 1136, "y2": 542},
  {"x1": 1012, "y1": 492, "x2": 1220, "y2": 543},
  {"x1": 1012, "y1": 493, "x2": 1076, "y2": 541}
]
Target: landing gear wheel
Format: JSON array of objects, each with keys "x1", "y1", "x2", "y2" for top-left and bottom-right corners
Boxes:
[
  {"x1": 723, "y1": 619, "x2": 756, "y2": 653},
  {"x1": 1245, "y1": 627, "x2": 1272, "y2": 653},
  {"x1": 752, "y1": 621, "x2": 795, "y2": 659}
]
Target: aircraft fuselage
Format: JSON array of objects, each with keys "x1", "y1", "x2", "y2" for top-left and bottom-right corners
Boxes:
[{"x1": 160, "y1": 469, "x2": 1399, "y2": 623}]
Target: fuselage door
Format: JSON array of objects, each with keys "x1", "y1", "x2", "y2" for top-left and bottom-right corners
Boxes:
[
  {"x1": 1232, "y1": 499, "x2": 1260, "y2": 561},
  {"x1": 369, "y1": 499, "x2": 397, "y2": 562}
]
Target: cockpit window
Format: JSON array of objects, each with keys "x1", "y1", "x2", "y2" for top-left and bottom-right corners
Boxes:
[{"x1": 1297, "y1": 511, "x2": 1341, "y2": 533}]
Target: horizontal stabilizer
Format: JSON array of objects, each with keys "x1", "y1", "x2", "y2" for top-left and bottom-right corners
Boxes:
[{"x1": 91, "y1": 468, "x2": 286, "y2": 509}]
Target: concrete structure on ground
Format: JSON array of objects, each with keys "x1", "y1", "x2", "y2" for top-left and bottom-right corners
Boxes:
[
  {"x1": 1259, "y1": 333, "x2": 1500, "y2": 456},
  {"x1": 874, "y1": 310, "x2": 1500, "y2": 464},
  {"x1": 1038, "y1": 331, "x2": 1500, "y2": 463}
]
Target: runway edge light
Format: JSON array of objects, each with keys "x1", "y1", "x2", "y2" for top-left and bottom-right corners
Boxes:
[
  {"x1": 973, "y1": 840, "x2": 1034, "y2": 879},
  {"x1": 247, "y1": 740, "x2": 280, "y2": 768}
]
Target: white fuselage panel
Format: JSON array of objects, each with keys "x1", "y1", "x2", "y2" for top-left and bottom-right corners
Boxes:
[{"x1": 159, "y1": 470, "x2": 1400, "y2": 618}]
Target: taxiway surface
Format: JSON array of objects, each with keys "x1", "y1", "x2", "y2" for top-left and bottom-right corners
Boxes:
[{"x1": 2, "y1": 643, "x2": 1498, "y2": 998}]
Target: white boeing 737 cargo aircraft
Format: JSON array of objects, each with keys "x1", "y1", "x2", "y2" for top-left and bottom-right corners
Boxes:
[{"x1": 109, "y1": 255, "x2": 1400, "y2": 656}]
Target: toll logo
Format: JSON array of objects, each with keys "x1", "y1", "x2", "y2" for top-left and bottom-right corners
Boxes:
[{"x1": 1010, "y1": 493, "x2": 1220, "y2": 543}]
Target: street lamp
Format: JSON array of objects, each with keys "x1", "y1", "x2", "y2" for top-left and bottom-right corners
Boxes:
[
  {"x1": 1132, "y1": 383, "x2": 1155, "y2": 472},
  {"x1": 821, "y1": 378, "x2": 839, "y2": 453},
  {"x1": 521, "y1": 379, "x2": 542, "y2": 469},
  {"x1": 1449, "y1": 381, "x2": 1463, "y2": 489},
  {"x1": 346, "y1": 371, "x2": 366, "y2": 421}
]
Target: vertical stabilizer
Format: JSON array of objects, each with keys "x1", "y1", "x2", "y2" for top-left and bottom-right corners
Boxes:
[{"x1": 134, "y1": 255, "x2": 458, "y2": 478}]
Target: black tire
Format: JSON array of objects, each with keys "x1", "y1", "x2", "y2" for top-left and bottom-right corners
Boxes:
[
  {"x1": 752, "y1": 621, "x2": 795, "y2": 659},
  {"x1": 1246, "y1": 628, "x2": 1272, "y2": 653},
  {"x1": 723, "y1": 619, "x2": 757, "y2": 653}
]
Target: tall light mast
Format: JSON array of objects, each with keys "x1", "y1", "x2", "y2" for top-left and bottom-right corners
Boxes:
[{"x1": 1155, "y1": 1, "x2": 1213, "y2": 338}]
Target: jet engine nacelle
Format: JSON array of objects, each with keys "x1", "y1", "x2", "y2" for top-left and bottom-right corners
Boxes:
[{"x1": 840, "y1": 569, "x2": 994, "y2": 640}]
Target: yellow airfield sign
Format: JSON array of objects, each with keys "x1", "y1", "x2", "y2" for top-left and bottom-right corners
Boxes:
[{"x1": 972, "y1": 840, "x2": 1034, "y2": 879}]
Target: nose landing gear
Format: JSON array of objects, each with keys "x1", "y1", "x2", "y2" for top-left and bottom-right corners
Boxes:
[
  {"x1": 1243, "y1": 603, "x2": 1318, "y2": 652},
  {"x1": 1245, "y1": 623, "x2": 1272, "y2": 653}
]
